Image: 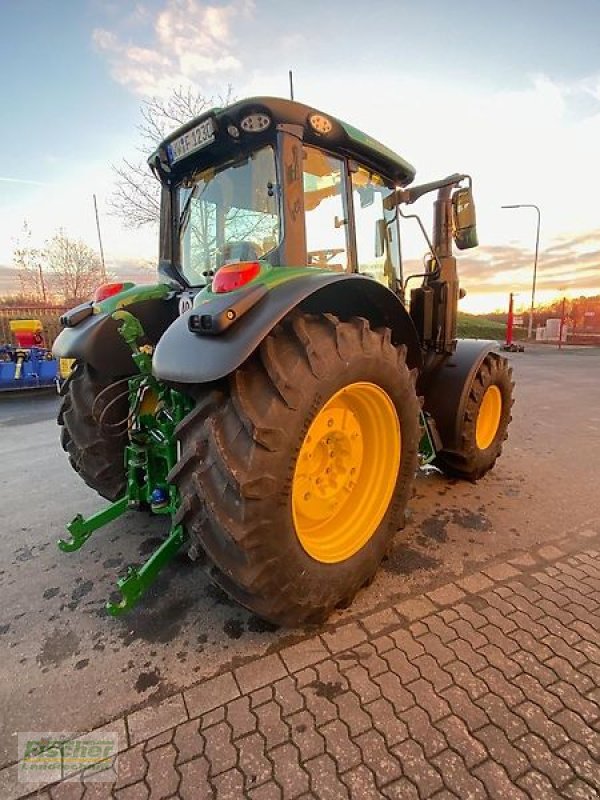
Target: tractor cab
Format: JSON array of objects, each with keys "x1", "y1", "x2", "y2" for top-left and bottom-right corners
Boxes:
[{"x1": 149, "y1": 97, "x2": 416, "y2": 295}]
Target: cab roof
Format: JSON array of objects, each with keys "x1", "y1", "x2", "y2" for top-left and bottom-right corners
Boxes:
[{"x1": 150, "y1": 96, "x2": 416, "y2": 186}]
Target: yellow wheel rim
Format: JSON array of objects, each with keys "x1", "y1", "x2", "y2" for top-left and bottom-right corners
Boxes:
[
  {"x1": 476, "y1": 385, "x2": 502, "y2": 450},
  {"x1": 292, "y1": 382, "x2": 401, "y2": 564}
]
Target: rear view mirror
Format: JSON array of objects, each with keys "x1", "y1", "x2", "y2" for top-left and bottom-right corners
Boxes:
[{"x1": 452, "y1": 186, "x2": 478, "y2": 250}]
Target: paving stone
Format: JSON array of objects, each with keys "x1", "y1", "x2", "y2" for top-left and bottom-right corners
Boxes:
[
  {"x1": 557, "y1": 741, "x2": 600, "y2": 791},
  {"x1": 562, "y1": 778, "x2": 600, "y2": 799},
  {"x1": 364, "y1": 696, "x2": 409, "y2": 748},
  {"x1": 548, "y1": 681, "x2": 600, "y2": 724},
  {"x1": 321, "y1": 622, "x2": 366, "y2": 654},
  {"x1": 389, "y1": 628, "x2": 426, "y2": 659},
  {"x1": 417, "y1": 632, "x2": 455, "y2": 666},
  {"x1": 432, "y1": 750, "x2": 487, "y2": 799},
  {"x1": 225, "y1": 695, "x2": 257, "y2": 740},
  {"x1": 127, "y1": 694, "x2": 188, "y2": 746},
  {"x1": 355, "y1": 729, "x2": 403, "y2": 787},
  {"x1": 475, "y1": 724, "x2": 529, "y2": 780},
  {"x1": 332, "y1": 691, "x2": 373, "y2": 737},
  {"x1": 398, "y1": 705, "x2": 447, "y2": 758},
  {"x1": 320, "y1": 719, "x2": 361, "y2": 772},
  {"x1": 341, "y1": 764, "x2": 382, "y2": 800},
  {"x1": 436, "y1": 714, "x2": 488, "y2": 768},
  {"x1": 236, "y1": 731, "x2": 272, "y2": 789},
  {"x1": 382, "y1": 777, "x2": 420, "y2": 799},
  {"x1": 554, "y1": 709, "x2": 600, "y2": 760},
  {"x1": 479, "y1": 605, "x2": 518, "y2": 634},
  {"x1": 474, "y1": 761, "x2": 528, "y2": 799},
  {"x1": 443, "y1": 659, "x2": 487, "y2": 700},
  {"x1": 453, "y1": 602, "x2": 488, "y2": 629},
  {"x1": 483, "y1": 563, "x2": 520, "y2": 581},
  {"x1": 144, "y1": 743, "x2": 180, "y2": 798},
  {"x1": 248, "y1": 781, "x2": 283, "y2": 800},
  {"x1": 441, "y1": 685, "x2": 488, "y2": 733},
  {"x1": 508, "y1": 628, "x2": 554, "y2": 662},
  {"x1": 113, "y1": 743, "x2": 148, "y2": 789},
  {"x1": 538, "y1": 545, "x2": 566, "y2": 560},
  {"x1": 348, "y1": 642, "x2": 388, "y2": 678},
  {"x1": 371, "y1": 634, "x2": 396, "y2": 655},
  {"x1": 360, "y1": 607, "x2": 401, "y2": 635},
  {"x1": 298, "y1": 680, "x2": 338, "y2": 726},
  {"x1": 476, "y1": 693, "x2": 528, "y2": 742},
  {"x1": 254, "y1": 702, "x2": 289, "y2": 751},
  {"x1": 477, "y1": 643, "x2": 521, "y2": 678},
  {"x1": 517, "y1": 770, "x2": 562, "y2": 799},
  {"x1": 546, "y1": 656, "x2": 593, "y2": 693},
  {"x1": 413, "y1": 653, "x2": 453, "y2": 692},
  {"x1": 447, "y1": 637, "x2": 488, "y2": 673},
  {"x1": 427, "y1": 583, "x2": 466, "y2": 606},
  {"x1": 287, "y1": 709, "x2": 325, "y2": 761},
  {"x1": 513, "y1": 672, "x2": 563, "y2": 715},
  {"x1": 271, "y1": 742, "x2": 310, "y2": 799},
  {"x1": 479, "y1": 666, "x2": 525, "y2": 707},
  {"x1": 396, "y1": 596, "x2": 436, "y2": 621},
  {"x1": 213, "y1": 767, "x2": 245, "y2": 799},
  {"x1": 250, "y1": 686, "x2": 274, "y2": 708},
  {"x1": 115, "y1": 783, "x2": 150, "y2": 800},
  {"x1": 304, "y1": 753, "x2": 350, "y2": 800},
  {"x1": 512, "y1": 650, "x2": 558, "y2": 686},
  {"x1": 392, "y1": 739, "x2": 444, "y2": 797},
  {"x1": 48, "y1": 782, "x2": 84, "y2": 800},
  {"x1": 449, "y1": 619, "x2": 488, "y2": 649},
  {"x1": 344, "y1": 664, "x2": 381, "y2": 704},
  {"x1": 272, "y1": 675, "x2": 311, "y2": 714},
  {"x1": 514, "y1": 701, "x2": 569, "y2": 750},
  {"x1": 144, "y1": 728, "x2": 173, "y2": 752},
  {"x1": 421, "y1": 613, "x2": 459, "y2": 644},
  {"x1": 201, "y1": 706, "x2": 226, "y2": 728},
  {"x1": 406, "y1": 676, "x2": 451, "y2": 722},
  {"x1": 457, "y1": 572, "x2": 494, "y2": 594},
  {"x1": 382, "y1": 647, "x2": 420, "y2": 684},
  {"x1": 280, "y1": 638, "x2": 329, "y2": 672},
  {"x1": 374, "y1": 671, "x2": 415, "y2": 713},
  {"x1": 203, "y1": 722, "x2": 237, "y2": 777},
  {"x1": 480, "y1": 624, "x2": 520, "y2": 656},
  {"x1": 516, "y1": 733, "x2": 574, "y2": 789},
  {"x1": 184, "y1": 673, "x2": 239, "y2": 719},
  {"x1": 235, "y1": 654, "x2": 287, "y2": 694}
]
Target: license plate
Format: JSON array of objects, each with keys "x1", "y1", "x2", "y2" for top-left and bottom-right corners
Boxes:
[{"x1": 168, "y1": 119, "x2": 215, "y2": 164}]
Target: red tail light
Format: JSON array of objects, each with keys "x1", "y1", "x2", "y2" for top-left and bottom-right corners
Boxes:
[
  {"x1": 94, "y1": 282, "x2": 128, "y2": 302},
  {"x1": 212, "y1": 261, "x2": 261, "y2": 293}
]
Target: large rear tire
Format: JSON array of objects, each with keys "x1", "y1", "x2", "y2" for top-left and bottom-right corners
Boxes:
[
  {"x1": 434, "y1": 352, "x2": 514, "y2": 481},
  {"x1": 58, "y1": 363, "x2": 128, "y2": 501},
  {"x1": 171, "y1": 314, "x2": 420, "y2": 626}
]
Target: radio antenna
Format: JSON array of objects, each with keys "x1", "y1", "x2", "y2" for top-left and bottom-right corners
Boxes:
[{"x1": 289, "y1": 70, "x2": 294, "y2": 101}]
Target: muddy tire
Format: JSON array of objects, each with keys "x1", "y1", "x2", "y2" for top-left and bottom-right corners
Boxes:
[
  {"x1": 171, "y1": 313, "x2": 420, "y2": 626},
  {"x1": 58, "y1": 362, "x2": 128, "y2": 501},
  {"x1": 435, "y1": 352, "x2": 514, "y2": 481}
]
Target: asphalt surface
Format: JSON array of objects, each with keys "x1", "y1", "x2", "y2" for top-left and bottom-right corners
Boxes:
[{"x1": 1, "y1": 345, "x2": 599, "y2": 771}]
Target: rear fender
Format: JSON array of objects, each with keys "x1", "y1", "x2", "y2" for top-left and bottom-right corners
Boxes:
[
  {"x1": 53, "y1": 292, "x2": 180, "y2": 376},
  {"x1": 152, "y1": 273, "x2": 423, "y2": 384},
  {"x1": 419, "y1": 339, "x2": 498, "y2": 454}
]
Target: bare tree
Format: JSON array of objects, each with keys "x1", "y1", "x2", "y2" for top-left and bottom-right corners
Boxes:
[
  {"x1": 45, "y1": 230, "x2": 106, "y2": 304},
  {"x1": 14, "y1": 222, "x2": 48, "y2": 303},
  {"x1": 110, "y1": 85, "x2": 234, "y2": 229}
]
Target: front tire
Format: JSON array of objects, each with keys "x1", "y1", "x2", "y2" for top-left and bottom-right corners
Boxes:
[
  {"x1": 171, "y1": 314, "x2": 420, "y2": 626},
  {"x1": 434, "y1": 352, "x2": 514, "y2": 481}
]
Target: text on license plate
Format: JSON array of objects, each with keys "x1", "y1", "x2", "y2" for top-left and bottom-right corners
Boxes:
[{"x1": 168, "y1": 119, "x2": 215, "y2": 164}]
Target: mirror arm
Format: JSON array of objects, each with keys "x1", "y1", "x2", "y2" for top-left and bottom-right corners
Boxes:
[{"x1": 384, "y1": 174, "x2": 471, "y2": 210}]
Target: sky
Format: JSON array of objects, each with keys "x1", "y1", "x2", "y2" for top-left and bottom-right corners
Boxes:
[{"x1": 1, "y1": 0, "x2": 600, "y2": 313}]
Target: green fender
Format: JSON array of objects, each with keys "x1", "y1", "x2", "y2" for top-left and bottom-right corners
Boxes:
[{"x1": 153, "y1": 272, "x2": 423, "y2": 384}]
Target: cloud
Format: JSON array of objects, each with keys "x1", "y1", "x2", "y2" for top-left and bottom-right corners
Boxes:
[{"x1": 93, "y1": 0, "x2": 255, "y2": 98}]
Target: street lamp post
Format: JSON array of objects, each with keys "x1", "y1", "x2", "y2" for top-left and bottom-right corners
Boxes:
[{"x1": 501, "y1": 204, "x2": 540, "y2": 339}]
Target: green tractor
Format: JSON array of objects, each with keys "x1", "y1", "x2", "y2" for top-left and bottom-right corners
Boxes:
[{"x1": 53, "y1": 97, "x2": 513, "y2": 626}]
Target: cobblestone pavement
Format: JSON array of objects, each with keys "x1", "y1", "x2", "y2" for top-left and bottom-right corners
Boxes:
[{"x1": 5, "y1": 526, "x2": 599, "y2": 800}]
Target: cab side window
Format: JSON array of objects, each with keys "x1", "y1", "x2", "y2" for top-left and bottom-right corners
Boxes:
[
  {"x1": 303, "y1": 146, "x2": 350, "y2": 271},
  {"x1": 351, "y1": 167, "x2": 400, "y2": 288}
]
